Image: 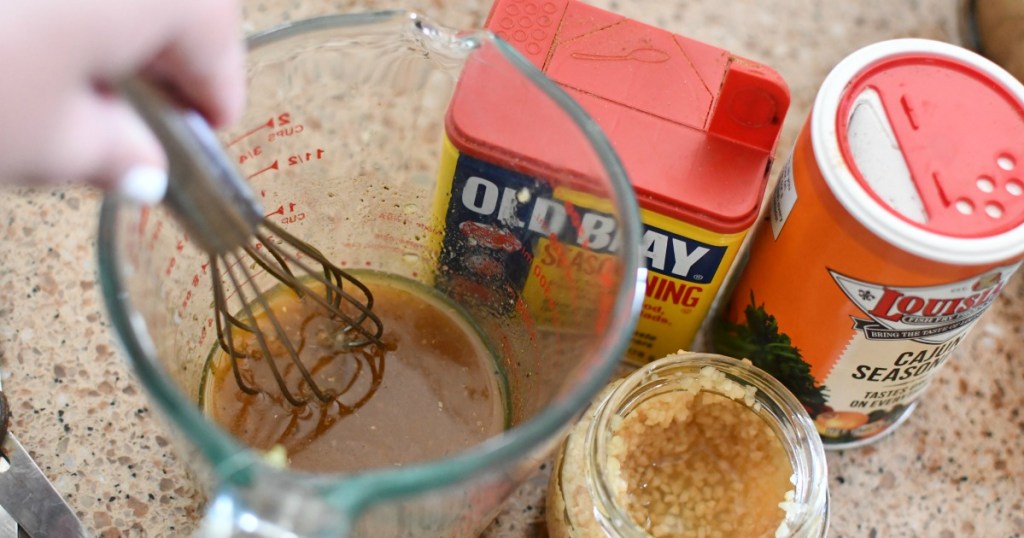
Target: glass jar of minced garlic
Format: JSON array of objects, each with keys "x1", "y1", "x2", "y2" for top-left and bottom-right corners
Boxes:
[{"x1": 547, "y1": 352, "x2": 829, "y2": 538}]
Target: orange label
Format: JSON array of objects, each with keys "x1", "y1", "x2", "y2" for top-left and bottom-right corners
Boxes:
[{"x1": 712, "y1": 124, "x2": 1022, "y2": 447}]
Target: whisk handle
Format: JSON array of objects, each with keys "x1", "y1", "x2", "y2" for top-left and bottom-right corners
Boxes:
[{"x1": 120, "y1": 78, "x2": 264, "y2": 255}]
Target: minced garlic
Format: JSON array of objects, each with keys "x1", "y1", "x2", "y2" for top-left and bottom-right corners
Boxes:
[
  {"x1": 547, "y1": 354, "x2": 825, "y2": 538},
  {"x1": 606, "y1": 365, "x2": 793, "y2": 537}
]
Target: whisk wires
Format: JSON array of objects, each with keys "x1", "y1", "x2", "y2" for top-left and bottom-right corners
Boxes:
[
  {"x1": 213, "y1": 223, "x2": 385, "y2": 407},
  {"x1": 117, "y1": 78, "x2": 386, "y2": 409}
]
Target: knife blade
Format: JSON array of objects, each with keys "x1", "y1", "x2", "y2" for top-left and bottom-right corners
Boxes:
[
  {"x1": 0, "y1": 504, "x2": 17, "y2": 538},
  {"x1": 0, "y1": 375, "x2": 89, "y2": 537},
  {"x1": 0, "y1": 433, "x2": 90, "y2": 537}
]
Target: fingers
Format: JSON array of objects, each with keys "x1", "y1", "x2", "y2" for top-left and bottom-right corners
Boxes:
[
  {"x1": 0, "y1": 0, "x2": 247, "y2": 191},
  {"x1": 142, "y1": 0, "x2": 247, "y2": 128},
  {"x1": 36, "y1": 86, "x2": 168, "y2": 194},
  {"x1": 76, "y1": 0, "x2": 247, "y2": 129}
]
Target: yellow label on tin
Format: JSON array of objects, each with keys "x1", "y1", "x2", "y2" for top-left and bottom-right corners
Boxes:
[
  {"x1": 433, "y1": 135, "x2": 748, "y2": 362},
  {"x1": 430, "y1": 136, "x2": 461, "y2": 264},
  {"x1": 628, "y1": 210, "x2": 746, "y2": 365},
  {"x1": 521, "y1": 235, "x2": 619, "y2": 330}
]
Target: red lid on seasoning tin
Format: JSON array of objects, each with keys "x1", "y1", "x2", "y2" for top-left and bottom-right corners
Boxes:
[
  {"x1": 445, "y1": 0, "x2": 790, "y2": 234},
  {"x1": 837, "y1": 49, "x2": 1024, "y2": 239}
]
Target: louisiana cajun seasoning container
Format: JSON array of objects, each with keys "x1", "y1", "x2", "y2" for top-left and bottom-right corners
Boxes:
[
  {"x1": 438, "y1": 0, "x2": 789, "y2": 364},
  {"x1": 712, "y1": 39, "x2": 1024, "y2": 448}
]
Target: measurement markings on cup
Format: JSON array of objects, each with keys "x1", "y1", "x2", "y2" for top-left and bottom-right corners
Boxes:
[{"x1": 227, "y1": 113, "x2": 297, "y2": 146}]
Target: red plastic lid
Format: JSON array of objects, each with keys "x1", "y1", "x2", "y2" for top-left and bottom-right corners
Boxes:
[
  {"x1": 838, "y1": 54, "x2": 1024, "y2": 238},
  {"x1": 446, "y1": 0, "x2": 790, "y2": 234}
]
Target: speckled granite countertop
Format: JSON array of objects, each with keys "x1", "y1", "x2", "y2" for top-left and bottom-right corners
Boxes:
[{"x1": 0, "y1": 0, "x2": 1021, "y2": 536}]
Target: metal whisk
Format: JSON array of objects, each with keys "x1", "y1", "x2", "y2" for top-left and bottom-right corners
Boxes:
[{"x1": 121, "y1": 79, "x2": 385, "y2": 407}]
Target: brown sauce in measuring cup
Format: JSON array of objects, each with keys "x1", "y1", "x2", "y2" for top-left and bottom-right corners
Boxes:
[{"x1": 200, "y1": 273, "x2": 507, "y2": 473}]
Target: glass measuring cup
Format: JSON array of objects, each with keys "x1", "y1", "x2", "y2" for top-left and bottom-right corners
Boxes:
[{"x1": 98, "y1": 11, "x2": 643, "y2": 537}]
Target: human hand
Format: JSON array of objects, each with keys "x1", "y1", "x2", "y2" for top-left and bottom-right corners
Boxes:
[{"x1": 0, "y1": 0, "x2": 245, "y2": 193}]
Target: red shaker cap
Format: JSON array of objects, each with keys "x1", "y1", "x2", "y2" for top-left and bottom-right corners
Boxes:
[
  {"x1": 447, "y1": 0, "x2": 790, "y2": 233},
  {"x1": 838, "y1": 53, "x2": 1024, "y2": 238}
]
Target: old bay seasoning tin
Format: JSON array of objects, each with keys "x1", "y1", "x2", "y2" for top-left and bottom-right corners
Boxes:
[
  {"x1": 437, "y1": 0, "x2": 789, "y2": 364},
  {"x1": 712, "y1": 39, "x2": 1024, "y2": 448}
]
